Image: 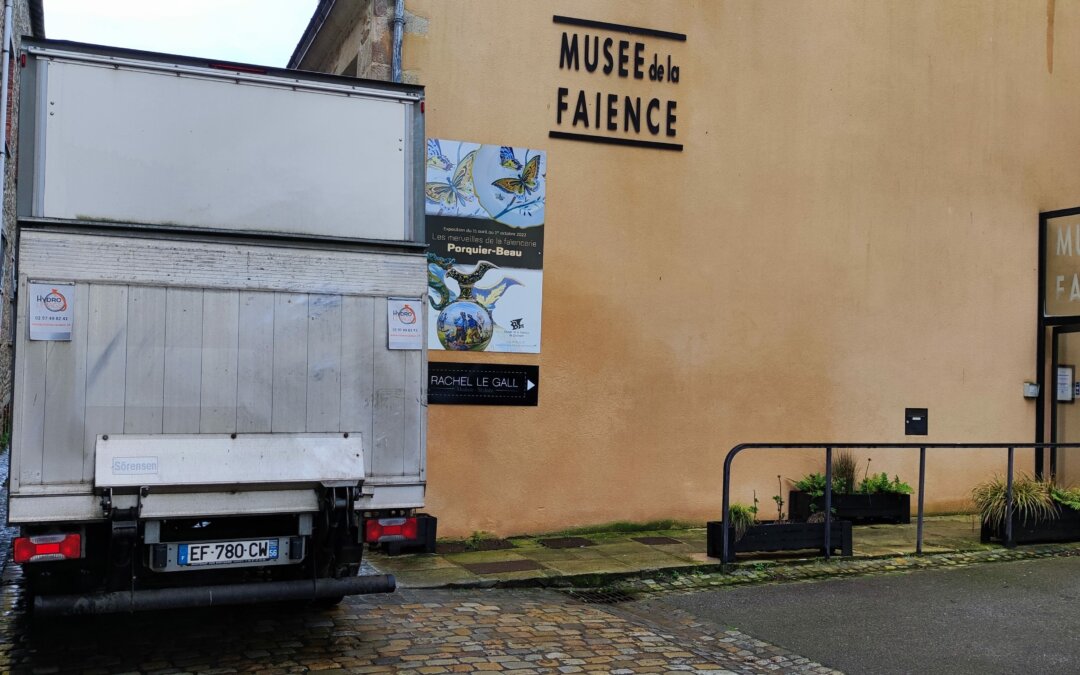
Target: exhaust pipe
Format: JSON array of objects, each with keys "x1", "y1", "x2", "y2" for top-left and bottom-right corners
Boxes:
[{"x1": 34, "y1": 574, "x2": 396, "y2": 616}]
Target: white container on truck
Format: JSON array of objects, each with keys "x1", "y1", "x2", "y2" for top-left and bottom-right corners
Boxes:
[{"x1": 7, "y1": 40, "x2": 433, "y2": 615}]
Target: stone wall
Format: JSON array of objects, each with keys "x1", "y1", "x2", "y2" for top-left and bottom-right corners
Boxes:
[
  {"x1": 0, "y1": 1, "x2": 36, "y2": 434},
  {"x1": 293, "y1": 0, "x2": 425, "y2": 84}
]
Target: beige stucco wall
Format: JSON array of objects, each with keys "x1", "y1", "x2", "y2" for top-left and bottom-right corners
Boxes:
[{"x1": 311, "y1": 0, "x2": 1080, "y2": 536}]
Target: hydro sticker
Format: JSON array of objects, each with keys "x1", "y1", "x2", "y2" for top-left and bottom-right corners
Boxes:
[
  {"x1": 29, "y1": 281, "x2": 74, "y2": 341},
  {"x1": 388, "y1": 298, "x2": 424, "y2": 350}
]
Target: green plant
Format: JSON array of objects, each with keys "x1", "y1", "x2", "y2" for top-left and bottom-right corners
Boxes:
[
  {"x1": 1051, "y1": 485, "x2": 1080, "y2": 511},
  {"x1": 833, "y1": 450, "x2": 858, "y2": 493},
  {"x1": 728, "y1": 503, "x2": 756, "y2": 541},
  {"x1": 971, "y1": 474, "x2": 1058, "y2": 527},
  {"x1": 806, "y1": 505, "x2": 837, "y2": 522},
  {"x1": 793, "y1": 472, "x2": 825, "y2": 497},
  {"x1": 464, "y1": 530, "x2": 493, "y2": 551},
  {"x1": 857, "y1": 472, "x2": 913, "y2": 495},
  {"x1": 792, "y1": 472, "x2": 846, "y2": 498},
  {"x1": 773, "y1": 475, "x2": 785, "y2": 521}
]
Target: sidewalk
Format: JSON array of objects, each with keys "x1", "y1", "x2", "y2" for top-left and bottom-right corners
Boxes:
[{"x1": 368, "y1": 514, "x2": 1022, "y2": 589}]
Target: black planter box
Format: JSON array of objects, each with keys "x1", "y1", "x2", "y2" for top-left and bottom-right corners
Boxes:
[
  {"x1": 706, "y1": 520, "x2": 852, "y2": 562},
  {"x1": 788, "y1": 491, "x2": 911, "y2": 524},
  {"x1": 980, "y1": 506, "x2": 1080, "y2": 545}
]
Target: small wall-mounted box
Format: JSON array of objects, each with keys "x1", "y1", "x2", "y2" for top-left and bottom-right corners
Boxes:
[
  {"x1": 1023, "y1": 382, "x2": 1040, "y2": 399},
  {"x1": 905, "y1": 408, "x2": 928, "y2": 436}
]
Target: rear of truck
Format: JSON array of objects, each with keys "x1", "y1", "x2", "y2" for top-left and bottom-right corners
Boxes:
[{"x1": 7, "y1": 40, "x2": 432, "y2": 614}]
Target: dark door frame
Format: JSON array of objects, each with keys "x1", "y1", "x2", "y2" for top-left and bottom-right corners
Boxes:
[
  {"x1": 1037, "y1": 205, "x2": 1080, "y2": 477},
  {"x1": 1049, "y1": 325, "x2": 1080, "y2": 478}
]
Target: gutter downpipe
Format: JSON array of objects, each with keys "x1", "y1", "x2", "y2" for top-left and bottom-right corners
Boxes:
[{"x1": 391, "y1": 0, "x2": 404, "y2": 82}]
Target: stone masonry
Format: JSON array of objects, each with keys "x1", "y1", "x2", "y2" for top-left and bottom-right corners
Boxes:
[
  {"x1": 0, "y1": 0, "x2": 41, "y2": 433},
  {"x1": 290, "y1": 0, "x2": 426, "y2": 84}
]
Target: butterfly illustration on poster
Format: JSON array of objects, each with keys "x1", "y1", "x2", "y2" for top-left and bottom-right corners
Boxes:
[{"x1": 424, "y1": 139, "x2": 546, "y2": 354}]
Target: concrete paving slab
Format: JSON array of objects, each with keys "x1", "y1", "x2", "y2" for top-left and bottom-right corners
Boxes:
[
  {"x1": 682, "y1": 551, "x2": 722, "y2": 564},
  {"x1": 632, "y1": 535, "x2": 685, "y2": 545},
  {"x1": 368, "y1": 516, "x2": 1013, "y2": 591},
  {"x1": 537, "y1": 536, "x2": 597, "y2": 549},
  {"x1": 508, "y1": 546, "x2": 610, "y2": 562},
  {"x1": 588, "y1": 541, "x2": 677, "y2": 555},
  {"x1": 536, "y1": 557, "x2": 637, "y2": 575},
  {"x1": 460, "y1": 559, "x2": 546, "y2": 575},
  {"x1": 441, "y1": 549, "x2": 533, "y2": 564},
  {"x1": 373, "y1": 553, "x2": 461, "y2": 571},
  {"x1": 394, "y1": 567, "x2": 475, "y2": 588},
  {"x1": 640, "y1": 542, "x2": 707, "y2": 560},
  {"x1": 603, "y1": 551, "x2": 698, "y2": 568}
]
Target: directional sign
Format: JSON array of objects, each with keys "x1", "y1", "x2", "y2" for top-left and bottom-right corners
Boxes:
[{"x1": 428, "y1": 363, "x2": 539, "y2": 406}]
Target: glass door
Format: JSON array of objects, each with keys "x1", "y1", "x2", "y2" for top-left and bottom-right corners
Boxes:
[{"x1": 1051, "y1": 325, "x2": 1080, "y2": 482}]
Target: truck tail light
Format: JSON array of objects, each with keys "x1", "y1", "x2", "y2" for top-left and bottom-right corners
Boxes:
[
  {"x1": 208, "y1": 62, "x2": 267, "y2": 75},
  {"x1": 13, "y1": 534, "x2": 82, "y2": 563},
  {"x1": 365, "y1": 517, "x2": 418, "y2": 543}
]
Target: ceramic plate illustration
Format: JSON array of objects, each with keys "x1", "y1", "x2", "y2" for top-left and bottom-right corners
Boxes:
[{"x1": 472, "y1": 144, "x2": 546, "y2": 228}]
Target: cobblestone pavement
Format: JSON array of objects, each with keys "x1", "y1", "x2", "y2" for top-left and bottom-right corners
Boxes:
[
  {"x1": 0, "y1": 563, "x2": 836, "y2": 674},
  {"x1": 5, "y1": 430, "x2": 1080, "y2": 675},
  {"x1": 0, "y1": 450, "x2": 15, "y2": 572},
  {"x1": 7, "y1": 543, "x2": 1080, "y2": 675},
  {"x1": 0, "y1": 455, "x2": 845, "y2": 675}
]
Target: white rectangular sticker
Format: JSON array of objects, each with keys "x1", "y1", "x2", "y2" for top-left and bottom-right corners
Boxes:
[
  {"x1": 388, "y1": 298, "x2": 423, "y2": 350},
  {"x1": 29, "y1": 282, "x2": 74, "y2": 341},
  {"x1": 111, "y1": 456, "x2": 159, "y2": 475},
  {"x1": 1059, "y1": 366, "x2": 1075, "y2": 403}
]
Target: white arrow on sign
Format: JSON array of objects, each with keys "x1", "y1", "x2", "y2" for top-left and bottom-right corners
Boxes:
[{"x1": 526, "y1": 379, "x2": 535, "y2": 391}]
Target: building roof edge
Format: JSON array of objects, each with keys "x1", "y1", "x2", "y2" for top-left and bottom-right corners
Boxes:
[
  {"x1": 27, "y1": 0, "x2": 44, "y2": 38},
  {"x1": 287, "y1": 0, "x2": 334, "y2": 70}
]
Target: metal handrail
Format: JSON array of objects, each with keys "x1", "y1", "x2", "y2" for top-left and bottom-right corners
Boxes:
[{"x1": 720, "y1": 443, "x2": 1080, "y2": 564}]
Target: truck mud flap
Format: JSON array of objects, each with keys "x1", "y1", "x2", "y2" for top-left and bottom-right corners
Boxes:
[{"x1": 33, "y1": 574, "x2": 396, "y2": 616}]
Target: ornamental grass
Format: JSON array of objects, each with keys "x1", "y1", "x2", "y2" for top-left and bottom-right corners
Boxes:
[{"x1": 971, "y1": 473, "x2": 1058, "y2": 528}]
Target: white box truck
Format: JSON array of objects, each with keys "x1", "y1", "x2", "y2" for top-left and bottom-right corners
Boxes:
[{"x1": 7, "y1": 40, "x2": 433, "y2": 614}]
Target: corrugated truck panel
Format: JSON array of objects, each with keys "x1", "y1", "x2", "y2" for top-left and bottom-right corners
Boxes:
[{"x1": 13, "y1": 231, "x2": 426, "y2": 493}]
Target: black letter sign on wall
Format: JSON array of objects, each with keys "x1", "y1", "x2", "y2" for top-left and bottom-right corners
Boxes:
[
  {"x1": 550, "y1": 15, "x2": 684, "y2": 151},
  {"x1": 429, "y1": 363, "x2": 540, "y2": 406}
]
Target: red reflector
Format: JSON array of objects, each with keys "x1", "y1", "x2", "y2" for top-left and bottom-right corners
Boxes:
[
  {"x1": 364, "y1": 517, "x2": 419, "y2": 543},
  {"x1": 209, "y1": 62, "x2": 268, "y2": 75},
  {"x1": 420, "y1": 101, "x2": 425, "y2": 114},
  {"x1": 14, "y1": 534, "x2": 82, "y2": 563}
]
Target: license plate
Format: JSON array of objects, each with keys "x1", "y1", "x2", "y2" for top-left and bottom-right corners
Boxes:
[{"x1": 178, "y1": 539, "x2": 279, "y2": 566}]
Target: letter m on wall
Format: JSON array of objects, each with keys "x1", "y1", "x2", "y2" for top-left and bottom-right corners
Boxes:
[{"x1": 560, "y1": 32, "x2": 579, "y2": 70}]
